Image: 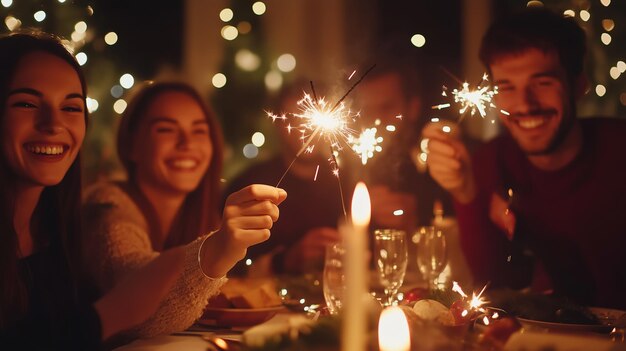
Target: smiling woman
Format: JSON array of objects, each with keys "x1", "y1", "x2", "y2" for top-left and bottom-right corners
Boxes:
[{"x1": 82, "y1": 82, "x2": 287, "y2": 341}]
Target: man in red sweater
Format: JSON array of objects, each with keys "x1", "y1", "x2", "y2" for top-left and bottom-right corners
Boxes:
[{"x1": 423, "y1": 8, "x2": 626, "y2": 309}]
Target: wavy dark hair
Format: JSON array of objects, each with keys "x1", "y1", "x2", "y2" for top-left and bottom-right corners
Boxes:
[
  {"x1": 116, "y1": 82, "x2": 224, "y2": 248},
  {"x1": 0, "y1": 30, "x2": 88, "y2": 327},
  {"x1": 479, "y1": 7, "x2": 587, "y2": 82}
]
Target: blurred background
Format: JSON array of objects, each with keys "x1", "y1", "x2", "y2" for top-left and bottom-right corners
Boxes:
[{"x1": 2, "y1": 0, "x2": 625, "y2": 185}]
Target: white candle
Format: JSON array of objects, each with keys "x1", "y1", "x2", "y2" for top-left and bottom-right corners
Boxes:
[
  {"x1": 378, "y1": 306, "x2": 410, "y2": 351},
  {"x1": 342, "y1": 182, "x2": 370, "y2": 351}
]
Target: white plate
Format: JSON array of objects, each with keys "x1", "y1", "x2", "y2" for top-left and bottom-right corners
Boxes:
[{"x1": 518, "y1": 307, "x2": 625, "y2": 333}]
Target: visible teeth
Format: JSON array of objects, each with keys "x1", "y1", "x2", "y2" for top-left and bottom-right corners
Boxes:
[
  {"x1": 27, "y1": 145, "x2": 64, "y2": 155},
  {"x1": 518, "y1": 118, "x2": 545, "y2": 129},
  {"x1": 171, "y1": 159, "x2": 197, "y2": 169}
]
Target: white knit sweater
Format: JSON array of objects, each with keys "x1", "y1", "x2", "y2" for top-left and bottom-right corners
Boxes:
[{"x1": 82, "y1": 182, "x2": 226, "y2": 338}]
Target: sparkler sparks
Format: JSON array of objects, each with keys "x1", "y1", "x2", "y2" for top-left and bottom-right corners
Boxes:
[
  {"x1": 432, "y1": 73, "x2": 504, "y2": 119},
  {"x1": 349, "y1": 127, "x2": 383, "y2": 165}
]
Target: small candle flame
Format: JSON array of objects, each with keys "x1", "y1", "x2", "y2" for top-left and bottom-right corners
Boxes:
[
  {"x1": 351, "y1": 182, "x2": 371, "y2": 227},
  {"x1": 378, "y1": 306, "x2": 410, "y2": 351}
]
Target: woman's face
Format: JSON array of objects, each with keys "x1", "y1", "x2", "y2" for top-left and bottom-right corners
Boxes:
[
  {"x1": 2, "y1": 51, "x2": 86, "y2": 187},
  {"x1": 130, "y1": 91, "x2": 212, "y2": 196}
]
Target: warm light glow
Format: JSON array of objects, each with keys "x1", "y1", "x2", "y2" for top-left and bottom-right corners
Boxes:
[
  {"x1": 212, "y1": 73, "x2": 227, "y2": 88},
  {"x1": 264, "y1": 70, "x2": 282, "y2": 91},
  {"x1": 238, "y1": 21, "x2": 252, "y2": 34},
  {"x1": 442, "y1": 125, "x2": 452, "y2": 133},
  {"x1": 221, "y1": 25, "x2": 239, "y2": 40},
  {"x1": 71, "y1": 31, "x2": 86, "y2": 42},
  {"x1": 86, "y1": 97, "x2": 99, "y2": 113},
  {"x1": 393, "y1": 209, "x2": 404, "y2": 216},
  {"x1": 251, "y1": 132, "x2": 265, "y2": 147},
  {"x1": 74, "y1": 21, "x2": 87, "y2": 33},
  {"x1": 378, "y1": 307, "x2": 410, "y2": 351},
  {"x1": 219, "y1": 8, "x2": 233, "y2": 22},
  {"x1": 104, "y1": 32, "x2": 118, "y2": 45},
  {"x1": 113, "y1": 99, "x2": 127, "y2": 114},
  {"x1": 601, "y1": 33, "x2": 612, "y2": 45},
  {"x1": 580, "y1": 10, "x2": 590, "y2": 22},
  {"x1": 58, "y1": 0, "x2": 66, "y2": 3},
  {"x1": 617, "y1": 61, "x2": 626, "y2": 73},
  {"x1": 119, "y1": 74, "x2": 134, "y2": 89},
  {"x1": 5, "y1": 15, "x2": 21, "y2": 30},
  {"x1": 1, "y1": 0, "x2": 13, "y2": 8},
  {"x1": 602, "y1": 19, "x2": 615, "y2": 31},
  {"x1": 526, "y1": 1, "x2": 544, "y2": 8},
  {"x1": 235, "y1": 49, "x2": 261, "y2": 71},
  {"x1": 600, "y1": 0, "x2": 611, "y2": 6},
  {"x1": 410, "y1": 34, "x2": 426, "y2": 47},
  {"x1": 563, "y1": 9, "x2": 575, "y2": 17},
  {"x1": 252, "y1": 1, "x2": 266, "y2": 15},
  {"x1": 75, "y1": 52, "x2": 87, "y2": 66},
  {"x1": 33, "y1": 10, "x2": 46, "y2": 22},
  {"x1": 610, "y1": 67, "x2": 620, "y2": 80},
  {"x1": 243, "y1": 143, "x2": 259, "y2": 158},
  {"x1": 596, "y1": 84, "x2": 606, "y2": 97},
  {"x1": 277, "y1": 54, "x2": 296, "y2": 72},
  {"x1": 351, "y1": 182, "x2": 371, "y2": 227}
]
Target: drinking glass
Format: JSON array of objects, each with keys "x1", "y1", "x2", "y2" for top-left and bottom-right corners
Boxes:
[
  {"x1": 374, "y1": 229, "x2": 408, "y2": 306},
  {"x1": 415, "y1": 226, "x2": 447, "y2": 291},
  {"x1": 323, "y1": 243, "x2": 346, "y2": 315}
]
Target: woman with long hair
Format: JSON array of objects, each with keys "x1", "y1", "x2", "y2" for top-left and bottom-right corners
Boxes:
[{"x1": 82, "y1": 81, "x2": 287, "y2": 338}]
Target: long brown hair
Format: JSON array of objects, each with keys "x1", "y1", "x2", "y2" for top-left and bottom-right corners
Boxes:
[
  {"x1": 116, "y1": 82, "x2": 223, "y2": 248},
  {"x1": 0, "y1": 30, "x2": 88, "y2": 327}
]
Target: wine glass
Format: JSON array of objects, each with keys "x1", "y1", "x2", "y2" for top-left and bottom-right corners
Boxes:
[
  {"x1": 374, "y1": 229, "x2": 408, "y2": 306},
  {"x1": 415, "y1": 226, "x2": 447, "y2": 291},
  {"x1": 323, "y1": 243, "x2": 346, "y2": 315}
]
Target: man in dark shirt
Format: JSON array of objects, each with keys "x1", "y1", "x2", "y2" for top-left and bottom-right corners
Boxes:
[{"x1": 423, "y1": 8, "x2": 626, "y2": 309}]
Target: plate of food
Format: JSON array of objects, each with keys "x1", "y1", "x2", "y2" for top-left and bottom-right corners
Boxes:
[
  {"x1": 199, "y1": 278, "x2": 285, "y2": 328},
  {"x1": 488, "y1": 289, "x2": 625, "y2": 333},
  {"x1": 517, "y1": 307, "x2": 625, "y2": 333}
]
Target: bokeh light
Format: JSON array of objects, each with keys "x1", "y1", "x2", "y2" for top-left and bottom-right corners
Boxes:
[
  {"x1": 86, "y1": 97, "x2": 99, "y2": 113},
  {"x1": 33, "y1": 10, "x2": 46, "y2": 22},
  {"x1": 74, "y1": 21, "x2": 87, "y2": 33},
  {"x1": 277, "y1": 53, "x2": 296, "y2": 72},
  {"x1": 610, "y1": 67, "x2": 620, "y2": 80},
  {"x1": 602, "y1": 19, "x2": 615, "y2": 31},
  {"x1": 563, "y1": 9, "x2": 575, "y2": 17},
  {"x1": 251, "y1": 132, "x2": 265, "y2": 147},
  {"x1": 221, "y1": 25, "x2": 238, "y2": 40},
  {"x1": 410, "y1": 34, "x2": 426, "y2": 47},
  {"x1": 110, "y1": 85, "x2": 124, "y2": 98},
  {"x1": 113, "y1": 99, "x2": 127, "y2": 114},
  {"x1": 120, "y1": 73, "x2": 134, "y2": 89},
  {"x1": 600, "y1": 0, "x2": 611, "y2": 6},
  {"x1": 243, "y1": 143, "x2": 259, "y2": 158},
  {"x1": 264, "y1": 70, "x2": 283, "y2": 91},
  {"x1": 595, "y1": 84, "x2": 606, "y2": 97},
  {"x1": 71, "y1": 31, "x2": 86, "y2": 42},
  {"x1": 212, "y1": 73, "x2": 227, "y2": 88},
  {"x1": 252, "y1": 2, "x2": 266, "y2": 15},
  {"x1": 237, "y1": 21, "x2": 252, "y2": 34},
  {"x1": 235, "y1": 49, "x2": 261, "y2": 71},
  {"x1": 75, "y1": 52, "x2": 88, "y2": 66},
  {"x1": 579, "y1": 10, "x2": 590, "y2": 22},
  {"x1": 5, "y1": 16, "x2": 21, "y2": 31},
  {"x1": 219, "y1": 8, "x2": 233, "y2": 22},
  {"x1": 526, "y1": 1, "x2": 543, "y2": 8},
  {"x1": 618, "y1": 61, "x2": 626, "y2": 73},
  {"x1": 620, "y1": 93, "x2": 626, "y2": 106},
  {"x1": 1, "y1": 0, "x2": 12, "y2": 8},
  {"x1": 601, "y1": 33, "x2": 612, "y2": 45},
  {"x1": 104, "y1": 32, "x2": 118, "y2": 45}
]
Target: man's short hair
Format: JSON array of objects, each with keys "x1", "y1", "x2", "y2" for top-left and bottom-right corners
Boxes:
[{"x1": 479, "y1": 7, "x2": 586, "y2": 80}]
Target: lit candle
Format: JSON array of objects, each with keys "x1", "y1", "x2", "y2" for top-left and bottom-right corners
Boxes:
[
  {"x1": 342, "y1": 182, "x2": 370, "y2": 351},
  {"x1": 378, "y1": 306, "x2": 410, "y2": 351}
]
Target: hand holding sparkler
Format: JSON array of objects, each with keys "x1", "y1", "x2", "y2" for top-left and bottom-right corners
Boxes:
[{"x1": 421, "y1": 121, "x2": 476, "y2": 204}]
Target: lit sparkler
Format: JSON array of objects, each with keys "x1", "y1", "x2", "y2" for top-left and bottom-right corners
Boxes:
[
  {"x1": 349, "y1": 127, "x2": 383, "y2": 165},
  {"x1": 432, "y1": 73, "x2": 505, "y2": 119}
]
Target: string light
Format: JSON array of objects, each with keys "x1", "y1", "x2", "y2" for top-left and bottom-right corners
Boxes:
[
  {"x1": 410, "y1": 34, "x2": 426, "y2": 47},
  {"x1": 33, "y1": 10, "x2": 46, "y2": 22},
  {"x1": 104, "y1": 32, "x2": 118, "y2": 45},
  {"x1": 212, "y1": 73, "x2": 227, "y2": 88},
  {"x1": 277, "y1": 54, "x2": 296, "y2": 72},
  {"x1": 219, "y1": 8, "x2": 233, "y2": 22},
  {"x1": 113, "y1": 99, "x2": 127, "y2": 114},
  {"x1": 252, "y1": 1, "x2": 266, "y2": 15},
  {"x1": 75, "y1": 52, "x2": 88, "y2": 66},
  {"x1": 1, "y1": 0, "x2": 12, "y2": 8},
  {"x1": 119, "y1": 74, "x2": 134, "y2": 89},
  {"x1": 596, "y1": 84, "x2": 607, "y2": 97}
]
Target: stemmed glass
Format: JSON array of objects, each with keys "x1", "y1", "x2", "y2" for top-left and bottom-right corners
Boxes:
[
  {"x1": 323, "y1": 243, "x2": 347, "y2": 315},
  {"x1": 374, "y1": 229, "x2": 408, "y2": 306},
  {"x1": 415, "y1": 226, "x2": 447, "y2": 291}
]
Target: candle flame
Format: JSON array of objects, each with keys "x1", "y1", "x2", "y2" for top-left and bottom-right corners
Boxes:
[
  {"x1": 378, "y1": 306, "x2": 410, "y2": 351},
  {"x1": 351, "y1": 182, "x2": 371, "y2": 227}
]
